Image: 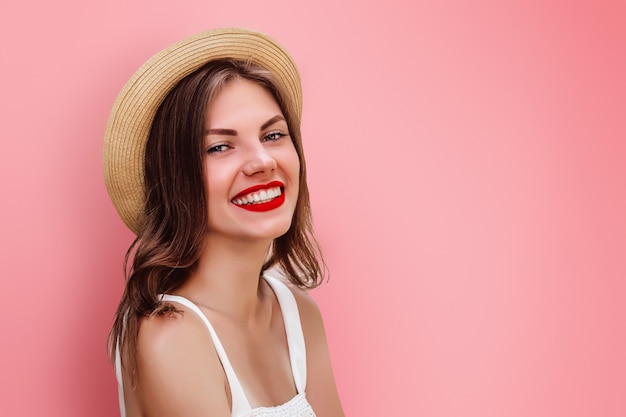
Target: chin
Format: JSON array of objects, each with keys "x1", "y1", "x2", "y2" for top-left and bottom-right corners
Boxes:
[{"x1": 252, "y1": 222, "x2": 293, "y2": 241}]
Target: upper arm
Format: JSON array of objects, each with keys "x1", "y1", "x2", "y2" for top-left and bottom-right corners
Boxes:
[
  {"x1": 132, "y1": 308, "x2": 232, "y2": 417},
  {"x1": 292, "y1": 289, "x2": 345, "y2": 417}
]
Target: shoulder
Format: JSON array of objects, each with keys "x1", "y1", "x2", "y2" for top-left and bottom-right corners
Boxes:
[
  {"x1": 281, "y1": 283, "x2": 328, "y2": 362},
  {"x1": 137, "y1": 300, "x2": 212, "y2": 356},
  {"x1": 267, "y1": 274, "x2": 325, "y2": 334},
  {"x1": 281, "y1": 281, "x2": 346, "y2": 416},
  {"x1": 288, "y1": 285, "x2": 325, "y2": 334},
  {"x1": 267, "y1": 275, "x2": 328, "y2": 354},
  {"x1": 133, "y1": 300, "x2": 232, "y2": 416}
]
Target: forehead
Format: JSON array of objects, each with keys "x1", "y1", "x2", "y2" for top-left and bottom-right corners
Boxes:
[{"x1": 206, "y1": 78, "x2": 283, "y2": 127}]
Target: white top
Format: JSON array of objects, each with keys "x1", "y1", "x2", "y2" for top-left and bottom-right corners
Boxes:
[{"x1": 115, "y1": 274, "x2": 316, "y2": 417}]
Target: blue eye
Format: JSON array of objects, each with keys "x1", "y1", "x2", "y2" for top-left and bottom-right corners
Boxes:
[
  {"x1": 207, "y1": 144, "x2": 231, "y2": 154},
  {"x1": 263, "y1": 131, "x2": 288, "y2": 142}
]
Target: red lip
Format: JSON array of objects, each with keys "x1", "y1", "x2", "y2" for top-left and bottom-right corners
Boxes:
[{"x1": 232, "y1": 181, "x2": 285, "y2": 212}]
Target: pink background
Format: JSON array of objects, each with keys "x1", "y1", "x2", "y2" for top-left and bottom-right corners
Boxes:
[{"x1": 1, "y1": 1, "x2": 625, "y2": 416}]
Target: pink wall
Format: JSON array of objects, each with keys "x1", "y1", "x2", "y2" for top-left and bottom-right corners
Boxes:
[{"x1": 2, "y1": 1, "x2": 624, "y2": 416}]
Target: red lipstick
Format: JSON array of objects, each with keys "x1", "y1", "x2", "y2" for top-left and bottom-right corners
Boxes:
[{"x1": 232, "y1": 181, "x2": 285, "y2": 212}]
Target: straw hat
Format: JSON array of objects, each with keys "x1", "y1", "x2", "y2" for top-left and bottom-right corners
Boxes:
[{"x1": 103, "y1": 28, "x2": 302, "y2": 234}]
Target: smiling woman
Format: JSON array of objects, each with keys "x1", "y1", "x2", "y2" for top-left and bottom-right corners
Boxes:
[{"x1": 103, "y1": 29, "x2": 344, "y2": 417}]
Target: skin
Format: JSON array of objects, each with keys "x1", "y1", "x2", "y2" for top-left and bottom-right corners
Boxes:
[{"x1": 121, "y1": 79, "x2": 345, "y2": 417}]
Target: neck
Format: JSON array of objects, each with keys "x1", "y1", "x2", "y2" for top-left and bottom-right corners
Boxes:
[{"x1": 180, "y1": 234, "x2": 273, "y2": 319}]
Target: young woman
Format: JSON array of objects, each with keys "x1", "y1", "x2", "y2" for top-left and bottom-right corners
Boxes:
[{"x1": 103, "y1": 29, "x2": 344, "y2": 417}]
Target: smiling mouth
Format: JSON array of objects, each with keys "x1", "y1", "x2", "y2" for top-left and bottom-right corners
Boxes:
[
  {"x1": 231, "y1": 181, "x2": 286, "y2": 212},
  {"x1": 232, "y1": 186, "x2": 282, "y2": 206}
]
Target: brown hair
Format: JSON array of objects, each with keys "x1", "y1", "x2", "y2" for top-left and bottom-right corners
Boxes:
[{"x1": 108, "y1": 59, "x2": 325, "y2": 382}]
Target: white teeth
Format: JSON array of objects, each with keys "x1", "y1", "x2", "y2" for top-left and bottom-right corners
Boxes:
[{"x1": 233, "y1": 187, "x2": 282, "y2": 205}]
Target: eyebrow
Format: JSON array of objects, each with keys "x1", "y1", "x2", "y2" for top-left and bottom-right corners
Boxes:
[
  {"x1": 205, "y1": 128, "x2": 237, "y2": 136},
  {"x1": 260, "y1": 115, "x2": 286, "y2": 131},
  {"x1": 205, "y1": 115, "x2": 286, "y2": 136}
]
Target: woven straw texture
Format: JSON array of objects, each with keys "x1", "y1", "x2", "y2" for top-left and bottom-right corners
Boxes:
[{"x1": 103, "y1": 28, "x2": 302, "y2": 234}]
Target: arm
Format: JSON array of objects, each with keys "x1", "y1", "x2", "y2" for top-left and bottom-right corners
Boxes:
[
  {"x1": 131, "y1": 308, "x2": 232, "y2": 417},
  {"x1": 293, "y1": 290, "x2": 346, "y2": 417}
]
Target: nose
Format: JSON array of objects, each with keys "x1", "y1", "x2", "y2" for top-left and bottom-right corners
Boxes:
[{"x1": 241, "y1": 143, "x2": 277, "y2": 176}]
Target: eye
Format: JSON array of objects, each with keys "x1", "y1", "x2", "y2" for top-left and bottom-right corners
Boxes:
[
  {"x1": 262, "y1": 130, "x2": 288, "y2": 142},
  {"x1": 206, "y1": 143, "x2": 231, "y2": 154}
]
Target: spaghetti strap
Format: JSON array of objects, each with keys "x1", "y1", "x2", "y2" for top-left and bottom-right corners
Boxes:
[
  {"x1": 159, "y1": 294, "x2": 252, "y2": 416},
  {"x1": 115, "y1": 340, "x2": 126, "y2": 417},
  {"x1": 262, "y1": 274, "x2": 308, "y2": 394}
]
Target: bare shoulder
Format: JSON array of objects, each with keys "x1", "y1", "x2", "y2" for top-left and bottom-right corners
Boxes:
[
  {"x1": 265, "y1": 273, "x2": 324, "y2": 333},
  {"x1": 132, "y1": 302, "x2": 231, "y2": 416},
  {"x1": 287, "y1": 284, "x2": 324, "y2": 329},
  {"x1": 283, "y1": 282, "x2": 346, "y2": 417}
]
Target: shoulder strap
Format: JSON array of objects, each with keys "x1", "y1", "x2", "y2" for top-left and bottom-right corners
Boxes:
[
  {"x1": 159, "y1": 294, "x2": 252, "y2": 416},
  {"x1": 263, "y1": 275, "x2": 308, "y2": 394},
  {"x1": 115, "y1": 340, "x2": 126, "y2": 417}
]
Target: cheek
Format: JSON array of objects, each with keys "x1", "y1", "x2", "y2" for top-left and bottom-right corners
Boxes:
[
  {"x1": 285, "y1": 143, "x2": 301, "y2": 177},
  {"x1": 291, "y1": 152, "x2": 301, "y2": 178},
  {"x1": 287, "y1": 150, "x2": 301, "y2": 198},
  {"x1": 204, "y1": 162, "x2": 232, "y2": 201}
]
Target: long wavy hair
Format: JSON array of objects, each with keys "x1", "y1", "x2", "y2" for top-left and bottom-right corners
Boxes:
[{"x1": 108, "y1": 59, "x2": 325, "y2": 382}]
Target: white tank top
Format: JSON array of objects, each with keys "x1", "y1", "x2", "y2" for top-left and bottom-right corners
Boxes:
[{"x1": 115, "y1": 274, "x2": 316, "y2": 417}]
